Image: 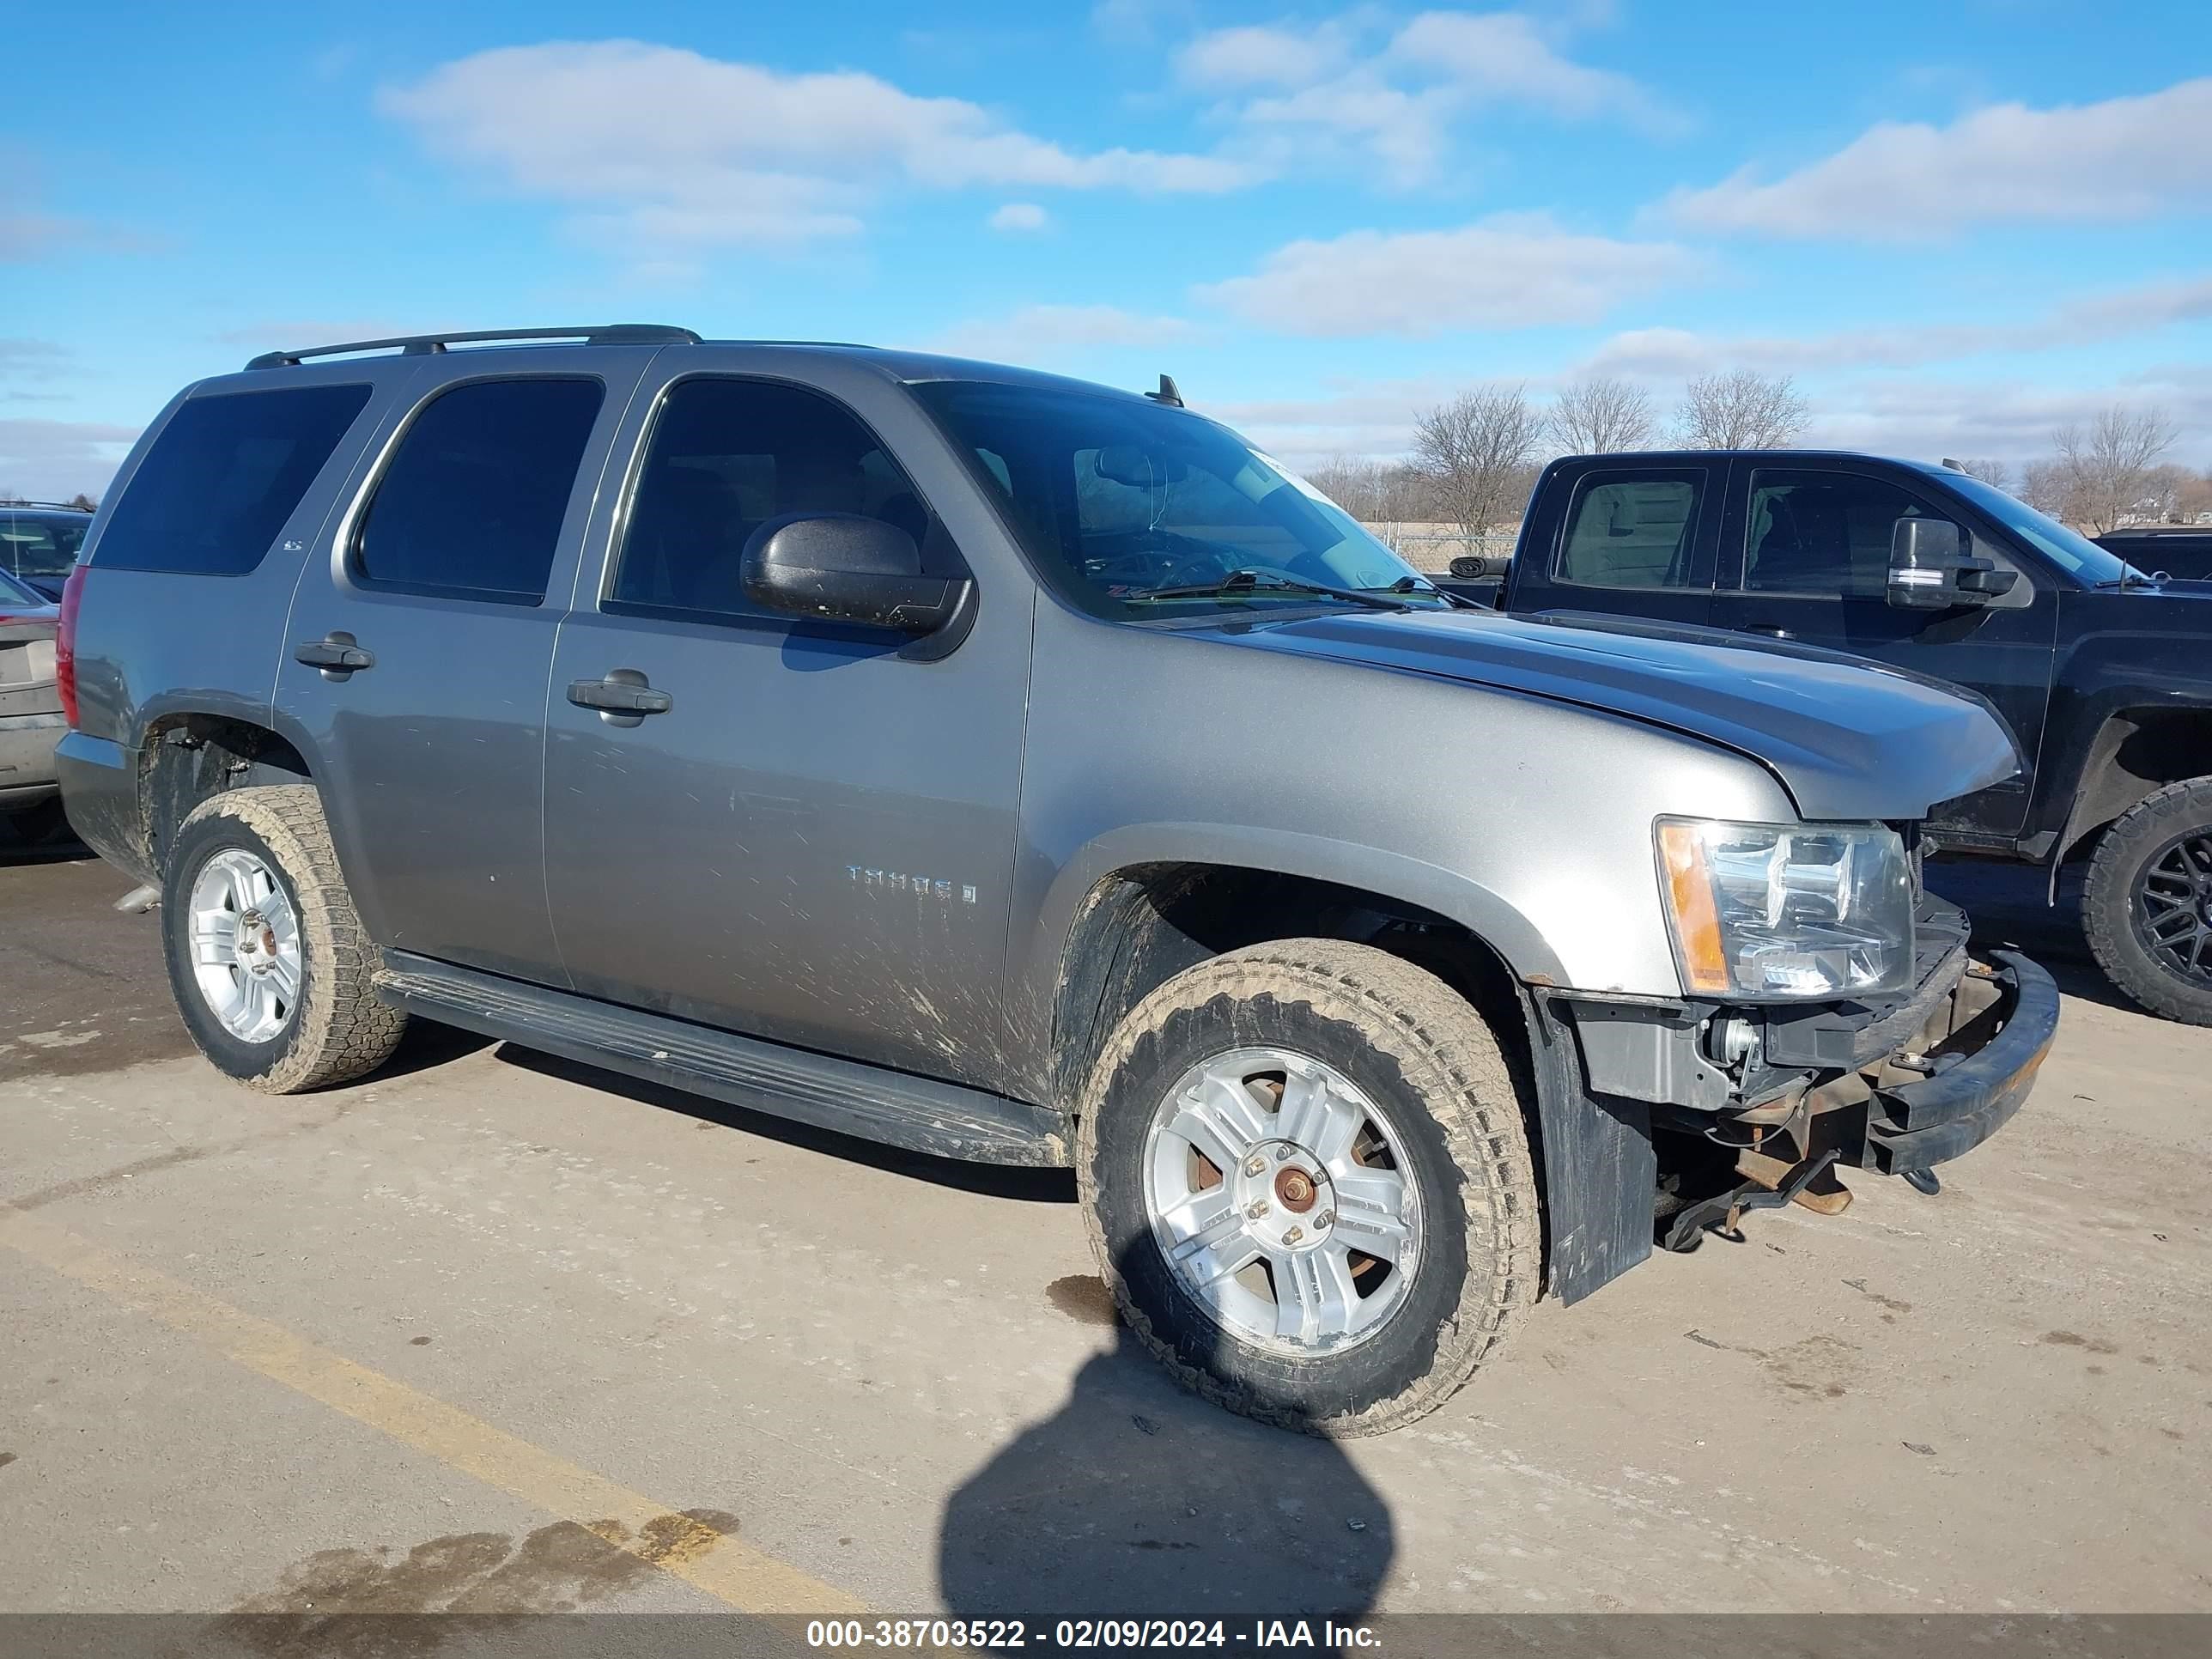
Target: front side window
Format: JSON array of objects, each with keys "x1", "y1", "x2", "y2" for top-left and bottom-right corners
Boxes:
[
  {"x1": 354, "y1": 378, "x2": 604, "y2": 604},
  {"x1": 93, "y1": 384, "x2": 371, "y2": 575},
  {"x1": 1557, "y1": 473, "x2": 1705, "y2": 589},
  {"x1": 610, "y1": 378, "x2": 941, "y2": 623},
  {"x1": 912, "y1": 380, "x2": 1442, "y2": 619},
  {"x1": 1741, "y1": 468, "x2": 1945, "y2": 599}
]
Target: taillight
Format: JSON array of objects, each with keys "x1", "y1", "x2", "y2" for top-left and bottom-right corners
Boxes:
[{"x1": 56, "y1": 564, "x2": 85, "y2": 728}]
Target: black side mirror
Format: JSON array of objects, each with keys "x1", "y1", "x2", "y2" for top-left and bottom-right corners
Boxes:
[
  {"x1": 742, "y1": 513, "x2": 971, "y2": 635},
  {"x1": 1887, "y1": 517, "x2": 2018, "y2": 611}
]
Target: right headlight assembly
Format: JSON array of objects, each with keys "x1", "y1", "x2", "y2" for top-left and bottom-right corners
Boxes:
[{"x1": 1656, "y1": 818, "x2": 1915, "y2": 1000}]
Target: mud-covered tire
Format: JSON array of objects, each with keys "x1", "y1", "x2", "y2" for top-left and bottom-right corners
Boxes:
[
  {"x1": 2083, "y1": 779, "x2": 2212, "y2": 1024},
  {"x1": 1076, "y1": 939, "x2": 1539, "y2": 1437},
  {"x1": 161, "y1": 785, "x2": 407, "y2": 1091}
]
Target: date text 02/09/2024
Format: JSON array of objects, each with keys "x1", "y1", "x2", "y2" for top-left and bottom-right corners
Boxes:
[{"x1": 803, "y1": 1619, "x2": 1382, "y2": 1649}]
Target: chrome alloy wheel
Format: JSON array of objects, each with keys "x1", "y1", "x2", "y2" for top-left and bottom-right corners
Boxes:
[
  {"x1": 1142, "y1": 1047, "x2": 1423, "y2": 1355},
  {"x1": 186, "y1": 848, "x2": 302, "y2": 1042}
]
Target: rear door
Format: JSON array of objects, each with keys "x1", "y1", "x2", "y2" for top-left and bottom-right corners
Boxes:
[
  {"x1": 1704, "y1": 459, "x2": 2058, "y2": 838},
  {"x1": 276, "y1": 352, "x2": 655, "y2": 984},
  {"x1": 1504, "y1": 464, "x2": 1719, "y2": 629}
]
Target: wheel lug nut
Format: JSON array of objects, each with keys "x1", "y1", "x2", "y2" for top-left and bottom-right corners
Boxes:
[
  {"x1": 1246, "y1": 1200, "x2": 1269, "y2": 1220},
  {"x1": 1244, "y1": 1155, "x2": 1267, "y2": 1177},
  {"x1": 1282, "y1": 1225, "x2": 1304, "y2": 1245},
  {"x1": 1276, "y1": 1143, "x2": 1296, "y2": 1159},
  {"x1": 1316, "y1": 1211, "x2": 1333, "y2": 1229}
]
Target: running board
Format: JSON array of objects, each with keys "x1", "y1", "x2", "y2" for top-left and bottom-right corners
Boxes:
[{"x1": 373, "y1": 952, "x2": 1069, "y2": 1168}]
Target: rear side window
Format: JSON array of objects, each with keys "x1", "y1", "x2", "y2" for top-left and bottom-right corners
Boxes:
[
  {"x1": 93, "y1": 384, "x2": 371, "y2": 575},
  {"x1": 1557, "y1": 472, "x2": 1705, "y2": 589},
  {"x1": 354, "y1": 378, "x2": 605, "y2": 605}
]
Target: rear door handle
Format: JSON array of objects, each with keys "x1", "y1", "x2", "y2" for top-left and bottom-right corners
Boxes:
[
  {"x1": 568, "y1": 675, "x2": 673, "y2": 716},
  {"x1": 295, "y1": 636, "x2": 374, "y2": 673}
]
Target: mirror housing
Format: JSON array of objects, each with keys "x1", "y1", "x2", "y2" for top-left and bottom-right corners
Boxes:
[
  {"x1": 1887, "y1": 517, "x2": 2018, "y2": 611},
  {"x1": 742, "y1": 513, "x2": 971, "y2": 635},
  {"x1": 1448, "y1": 554, "x2": 1493, "y2": 580},
  {"x1": 1092, "y1": 447, "x2": 1188, "y2": 488}
]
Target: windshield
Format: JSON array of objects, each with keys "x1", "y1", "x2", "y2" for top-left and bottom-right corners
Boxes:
[
  {"x1": 1942, "y1": 474, "x2": 2143, "y2": 585},
  {"x1": 0, "y1": 509, "x2": 91, "y2": 580},
  {"x1": 910, "y1": 380, "x2": 1441, "y2": 618},
  {"x1": 0, "y1": 566, "x2": 51, "y2": 611}
]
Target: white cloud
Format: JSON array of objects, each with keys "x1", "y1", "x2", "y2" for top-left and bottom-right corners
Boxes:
[
  {"x1": 0, "y1": 417, "x2": 141, "y2": 501},
  {"x1": 1804, "y1": 368, "x2": 2212, "y2": 471},
  {"x1": 380, "y1": 41, "x2": 1258, "y2": 252},
  {"x1": 988, "y1": 202, "x2": 1050, "y2": 233},
  {"x1": 1174, "y1": 9, "x2": 1679, "y2": 185},
  {"x1": 1196, "y1": 214, "x2": 1704, "y2": 337},
  {"x1": 1212, "y1": 376, "x2": 1464, "y2": 465},
  {"x1": 1577, "y1": 276, "x2": 2212, "y2": 380},
  {"x1": 0, "y1": 339, "x2": 70, "y2": 381},
  {"x1": 1656, "y1": 77, "x2": 2212, "y2": 237}
]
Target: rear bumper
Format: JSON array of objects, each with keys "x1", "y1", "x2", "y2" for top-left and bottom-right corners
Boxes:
[
  {"x1": 1862, "y1": 948, "x2": 2057, "y2": 1173},
  {"x1": 55, "y1": 729, "x2": 152, "y2": 881},
  {"x1": 0, "y1": 711, "x2": 66, "y2": 805}
]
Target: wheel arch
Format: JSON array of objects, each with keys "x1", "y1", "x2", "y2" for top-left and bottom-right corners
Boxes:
[
  {"x1": 135, "y1": 709, "x2": 315, "y2": 878},
  {"x1": 2054, "y1": 705, "x2": 2212, "y2": 866}
]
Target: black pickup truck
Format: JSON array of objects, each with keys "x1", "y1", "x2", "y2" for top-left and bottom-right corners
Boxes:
[{"x1": 1434, "y1": 450, "x2": 2212, "y2": 1023}]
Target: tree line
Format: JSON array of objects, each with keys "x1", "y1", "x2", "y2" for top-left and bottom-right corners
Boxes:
[
  {"x1": 0, "y1": 491, "x2": 99, "y2": 510},
  {"x1": 1306, "y1": 372, "x2": 2199, "y2": 543}
]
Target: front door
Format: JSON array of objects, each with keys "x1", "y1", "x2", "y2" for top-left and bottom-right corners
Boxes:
[
  {"x1": 1505, "y1": 464, "x2": 1720, "y2": 629},
  {"x1": 276, "y1": 356, "x2": 652, "y2": 983},
  {"x1": 1704, "y1": 460, "x2": 2060, "y2": 839},
  {"x1": 541, "y1": 371, "x2": 1029, "y2": 1090}
]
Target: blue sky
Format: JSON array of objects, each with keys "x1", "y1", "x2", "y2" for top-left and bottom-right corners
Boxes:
[{"x1": 4, "y1": 0, "x2": 2209, "y2": 498}]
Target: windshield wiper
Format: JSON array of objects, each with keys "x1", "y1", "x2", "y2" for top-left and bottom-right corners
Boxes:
[
  {"x1": 1372, "y1": 574, "x2": 1478, "y2": 609},
  {"x1": 2092, "y1": 568, "x2": 2165, "y2": 589},
  {"x1": 1125, "y1": 568, "x2": 1412, "y2": 611}
]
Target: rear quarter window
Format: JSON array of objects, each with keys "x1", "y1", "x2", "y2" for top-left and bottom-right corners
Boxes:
[{"x1": 92, "y1": 384, "x2": 373, "y2": 575}]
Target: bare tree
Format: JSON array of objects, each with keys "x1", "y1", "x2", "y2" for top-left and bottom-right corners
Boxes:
[
  {"x1": 1671, "y1": 369, "x2": 1809, "y2": 449},
  {"x1": 1952, "y1": 458, "x2": 2011, "y2": 490},
  {"x1": 2052, "y1": 404, "x2": 2180, "y2": 532},
  {"x1": 67, "y1": 492, "x2": 98, "y2": 511},
  {"x1": 1549, "y1": 376, "x2": 1655, "y2": 455},
  {"x1": 1413, "y1": 383, "x2": 1547, "y2": 539},
  {"x1": 1304, "y1": 453, "x2": 1389, "y2": 521}
]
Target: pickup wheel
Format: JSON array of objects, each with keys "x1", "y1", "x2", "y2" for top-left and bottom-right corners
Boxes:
[
  {"x1": 2084, "y1": 778, "x2": 2212, "y2": 1024},
  {"x1": 161, "y1": 785, "x2": 408, "y2": 1091},
  {"x1": 1076, "y1": 939, "x2": 1538, "y2": 1437}
]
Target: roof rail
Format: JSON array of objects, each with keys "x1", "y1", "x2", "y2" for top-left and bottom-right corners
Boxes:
[
  {"x1": 0, "y1": 499, "x2": 94, "y2": 512},
  {"x1": 245, "y1": 325, "x2": 701, "y2": 371}
]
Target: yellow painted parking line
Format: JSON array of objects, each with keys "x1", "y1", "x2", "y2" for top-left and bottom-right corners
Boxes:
[{"x1": 0, "y1": 1204, "x2": 867, "y2": 1617}]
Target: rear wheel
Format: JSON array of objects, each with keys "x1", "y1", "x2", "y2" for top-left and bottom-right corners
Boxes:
[
  {"x1": 1077, "y1": 939, "x2": 1539, "y2": 1437},
  {"x1": 161, "y1": 786, "x2": 407, "y2": 1091},
  {"x1": 3, "y1": 798, "x2": 70, "y2": 847},
  {"x1": 2083, "y1": 779, "x2": 2212, "y2": 1025}
]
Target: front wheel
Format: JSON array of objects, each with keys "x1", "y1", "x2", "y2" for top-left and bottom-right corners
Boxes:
[
  {"x1": 2083, "y1": 778, "x2": 2212, "y2": 1025},
  {"x1": 161, "y1": 785, "x2": 407, "y2": 1091},
  {"x1": 1076, "y1": 939, "x2": 1539, "y2": 1437}
]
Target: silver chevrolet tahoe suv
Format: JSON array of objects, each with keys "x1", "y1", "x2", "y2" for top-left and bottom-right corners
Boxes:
[{"x1": 58, "y1": 325, "x2": 2058, "y2": 1435}]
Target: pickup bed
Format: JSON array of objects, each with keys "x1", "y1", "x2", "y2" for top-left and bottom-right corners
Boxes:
[{"x1": 1435, "y1": 450, "x2": 2212, "y2": 1022}]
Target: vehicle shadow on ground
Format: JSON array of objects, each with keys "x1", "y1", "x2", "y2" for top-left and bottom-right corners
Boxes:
[
  {"x1": 491, "y1": 1044, "x2": 1077, "y2": 1202},
  {"x1": 1923, "y1": 856, "x2": 2151, "y2": 1015},
  {"x1": 937, "y1": 1243, "x2": 1392, "y2": 1644},
  {"x1": 0, "y1": 822, "x2": 96, "y2": 868}
]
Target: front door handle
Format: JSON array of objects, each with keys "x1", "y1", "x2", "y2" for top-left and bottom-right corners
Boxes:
[
  {"x1": 568, "y1": 674, "x2": 673, "y2": 716},
  {"x1": 295, "y1": 635, "x2": 374, "y2": 675}
]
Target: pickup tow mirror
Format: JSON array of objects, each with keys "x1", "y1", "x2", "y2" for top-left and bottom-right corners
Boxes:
[
  {"x1": 1887, "y1": 517, "x2": 2019, "y2": 611},
  {"x1": 742, "y1": 513, "x2": 972, "y2": 635}
]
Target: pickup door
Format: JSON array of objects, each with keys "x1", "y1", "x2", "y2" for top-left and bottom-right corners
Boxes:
[
  {"x1": 1501, "y1": 462, "x2": 1721, "y2": 629},
  {"x1": 1700, "y1": 459, "x2": 2059, "y2": 840}
]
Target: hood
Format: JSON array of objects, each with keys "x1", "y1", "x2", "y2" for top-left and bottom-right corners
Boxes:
[{"x1": 1200, "y1": 606, "x2": 2021, "y2": 821}]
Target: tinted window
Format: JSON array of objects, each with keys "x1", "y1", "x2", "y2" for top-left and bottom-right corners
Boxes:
[
  {"x1": 94, "y1": 385, "x2": 370, "y2": 575},
  {"x1": 913, "y1": 380, "x2": 1442, "y2": 620},
  {"x1": 1742, "y1": 468, "x2": 1939, "y2": 599},
  {"x1": 1558, "y1": 474, "x2": 1702, "y2": 588},
  {"x1": 355, "y1": 379, "x2": 604, "y2": 604},
  {"x1": 610, "y1": 379, "x2": 941, "y2": 622}
]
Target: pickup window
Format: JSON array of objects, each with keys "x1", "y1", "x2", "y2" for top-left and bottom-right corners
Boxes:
[
  {"x1": 1557, "y1": 470, "x2": 1706, "y2": 590},
  {"x1": 1741, "y1": 468, "x2": 1942, "y2": 599}
]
